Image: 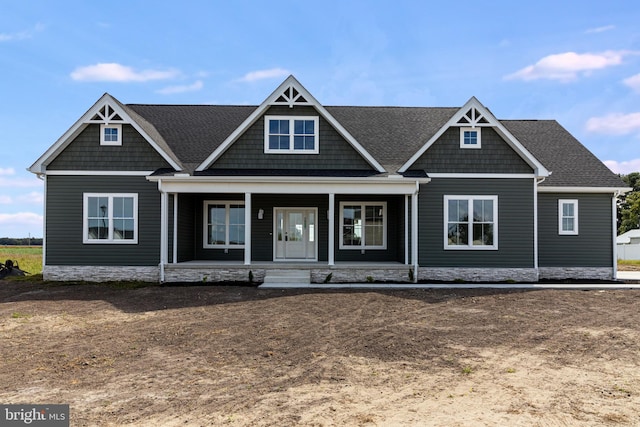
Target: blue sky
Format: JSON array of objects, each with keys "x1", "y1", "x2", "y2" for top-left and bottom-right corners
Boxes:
[{"x1": 1, "y1": 0, "x2": 640, "y2": 237}]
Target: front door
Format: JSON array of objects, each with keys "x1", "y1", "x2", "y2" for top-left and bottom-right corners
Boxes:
[{"x1": 274, "y1": 208, "x2": 317, "y2": 261}]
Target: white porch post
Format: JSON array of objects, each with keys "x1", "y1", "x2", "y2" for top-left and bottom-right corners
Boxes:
[
  {"x1": 172, "y1": 193, "x2": 178, "y2": 264},
  {"x1": 404, "y1": 195, "x2": 409, "y2": 265},
  {"x1": 159, "y1": 183, "x2": 168, "y2": 282},
  {"x1": 244, "y1": 192, "x2": 252, "y2": 265},
  {"x1": 411, "y1": 188, "x2": 419, "y2": 283},
  {"x1": 328, "y1": 193, "x2": 335, "y2": 266}
]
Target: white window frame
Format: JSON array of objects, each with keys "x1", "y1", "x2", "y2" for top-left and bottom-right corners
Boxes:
[
  {"x1": 264, "y1": 115, "x2": 319, "y2": 154},
  {"x1": 444, "y1": 195, "x2": 498, "y2": 250},
  {"x1": 100, "y1": 123, "x2": 122, "y2": 146},
  {"x1": 460, "y1": 127, "x2": 481, "y2": 149},
  {"x1": 83, "y1": 193, "x2": 138, "y2": 244},
  {"x1": 339, "y1": 201, "x2": 387, "y2": 250},
  {"x1": 558, "y1": 199, "x2": 579, "y2": 235},
  {"x1": 203, "y1": 201, "x2": 246, "y2": 249}
]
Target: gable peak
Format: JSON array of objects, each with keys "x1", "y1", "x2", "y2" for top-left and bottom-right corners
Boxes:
[
  {"x1": 86, "y1": 94, "x2": 127, "y2": 124},
  {"x1": 270, "y1": 75, "x2": 311, "y2": 108}
]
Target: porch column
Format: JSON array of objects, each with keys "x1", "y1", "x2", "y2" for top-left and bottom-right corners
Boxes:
[
  {"x1": 244, "y1": 192, "x2": 252, "y2": 265},
  {"x1": 411, "y1": 190, "x2": 419, "y2": 283},
  {"x1": 172, "y1": 193, "x2": 178, "y2": 264},
  {"x1": 328, "y1": 193, "x2": 335, "y2": 265},
  {"x1": 404, "y1": 195, "x2": 409, "y2": 265},
  {"x1": 160, "y1": 187, "x2": 168, "y2": 282}
]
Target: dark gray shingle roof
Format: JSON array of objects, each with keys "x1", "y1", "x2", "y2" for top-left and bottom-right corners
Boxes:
[
  {"x1": 503, "y1": 120, "x2": 624, "y2": 188},
  {"x1": 126, "y1": 103, "x2": 624, "y2": 188}
]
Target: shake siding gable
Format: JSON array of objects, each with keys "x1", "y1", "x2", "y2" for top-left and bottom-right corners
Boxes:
[
  {"x1": 209, "y1": 105, "x2": 374, "y2": 171},
  {"x1": 47, "y1": 124, "x2": 172, "y2": 171},
  {"x1": 45, "y1": 176, "x2": 161, "y2": 266},
  {"x1": 411, "y1": 127, "x2": 533, "y2": 174}
]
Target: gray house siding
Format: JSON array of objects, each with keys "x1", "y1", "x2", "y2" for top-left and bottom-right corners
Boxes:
[
  {"x1": 45, "y1": 175, "x2": 160, "y2": 266},
  {"x1": 176, "y1": 194, "x2": 195, "y2": 262},
  {"x1": 538, "y1": 193, "x2": 613, "y2": 267},
  {"x1": 411, "y1": 127, "x2": 533, "y2": 174},
  {"x1": 210, "y1": 105, "x2": 374, "y2": 171},
  {"x1": 419, "y1": 178, "x2": 535, "y2": 267},
  {"x1": 47, "y1": 124, "x2": 172, "y2": 171}
]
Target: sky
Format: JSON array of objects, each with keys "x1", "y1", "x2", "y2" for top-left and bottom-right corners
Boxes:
[{"x1": 2, "y1": 0, "x2": 640, "y2": 238}]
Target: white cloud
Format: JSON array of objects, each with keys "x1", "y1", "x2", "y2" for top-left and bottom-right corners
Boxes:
[
  {"x1": 586, "y1": 112, "x2": 640, "y2": 135},
  {"x1": 0, "y1": 212, "x2": 43, "y2": 227},
  {"x1": 604, "y1": 159, "x2": 640, "y2": 175},
  {"x1": 585, "y1": 25, "x2": 615, "y2": 34},
  {"x1": 236, "y1": 68, "x2": 290, "y2": 83},
  {"x1": 0, "y1": 176, "x2": 42, "y2": 188},
  {"x1": 16, "y1": 192, "x2": 44, "y2": 204},
  {"x1": 623, "y1": 73, "x2": 640, "y2": 93},
  {"x1": 156, "y1": 80, "x2": 204, "y2": 95},
  {"x1": 0, "y1": 23, "x2": 44, "y2": 42},
  {"x1": 505, "y1": 51, "x2": 635, "y2": 82},
  {"x1": 71, "y1": 63, "x2": 180, "y2": 82},
  {"x1": 0, "y1": 167, "x2": 15, "y2": 176}
]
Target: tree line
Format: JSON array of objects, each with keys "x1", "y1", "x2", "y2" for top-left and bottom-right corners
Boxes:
[
  {"x1": 0, "y1": 237, "x2": 43, "y2": 246},
  {"x1": 619, "y1": 172, "x2": 640, "y2": 235}
]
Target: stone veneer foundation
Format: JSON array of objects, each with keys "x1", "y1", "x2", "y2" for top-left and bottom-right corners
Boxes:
[
  {"x1": 418, "y1": 267, "x2": 539, "y2": 283},
  {"x1": 44, "y1": 266, "x2": 159, "y2": 282},
  {"x1": 43, "y1": 265, "x2": 615, "y2": 284}
]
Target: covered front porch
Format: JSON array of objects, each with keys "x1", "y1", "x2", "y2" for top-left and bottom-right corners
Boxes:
[{"x1": 151, "y1": 175, "x2": 426, "y2": 283}]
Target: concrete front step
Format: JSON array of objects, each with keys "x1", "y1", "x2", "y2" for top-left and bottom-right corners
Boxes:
[{"x1": 263, "y1": 270, "x2": 311, "y2": 284}]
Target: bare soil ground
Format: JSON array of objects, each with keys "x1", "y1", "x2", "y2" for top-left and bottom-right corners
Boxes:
[{"x1": 1, "y1": 280, "x2": 639, "y2": 426}]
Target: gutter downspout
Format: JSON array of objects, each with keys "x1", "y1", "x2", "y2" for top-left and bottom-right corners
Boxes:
[{"x1": 37, "y1": 173, "x2": 46, "y2": 271}]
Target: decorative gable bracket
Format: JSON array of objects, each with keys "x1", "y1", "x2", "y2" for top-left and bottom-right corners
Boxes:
[
  {"x1": 456, "y1": 106, "x2": 490, "y2": 128},
  {"x1": 272, "y1": 85, "x2": 311, "y2": 108},
  {"x1": 87, "y1": 103, "x2": 125, "y2": 124}
]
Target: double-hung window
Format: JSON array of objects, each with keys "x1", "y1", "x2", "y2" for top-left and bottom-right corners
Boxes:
[
  {"x1": 340, "y1": 202, "x2": 386, "y2": 250},
  {"x1": 203, "y1": 201, "x2": 246, "y2": 248},
  {"x1": 84, "y1": 193, "x2": 138, "y2": 243},
  {"x1": 445, "y1": 195, "x2": 497, "y2": 249},
  {"x1": 264, "y1": 116, "x2": 319, "y2": 154},
  {"x1": 558, "y1": 199, "x2": 578, "y2": 235}
]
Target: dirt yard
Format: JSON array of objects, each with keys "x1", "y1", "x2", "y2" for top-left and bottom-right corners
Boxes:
[{"x1": 1, "y1": 280, "x2": 639, "y2": 426}]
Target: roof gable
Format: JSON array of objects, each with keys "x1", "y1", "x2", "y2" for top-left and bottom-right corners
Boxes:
[
  {"x1": 29, "y1": 93, "x2": 183, "y2": 174},
  {"x1": 195, "y1": 75, "x2": 385, "y2": 173},
  {"x1": 398, "y1": 97, "x2": 550, "y2": 177}
]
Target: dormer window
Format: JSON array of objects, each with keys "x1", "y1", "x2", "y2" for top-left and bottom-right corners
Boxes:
[
  {"x1": 460, "y1": 127, "x2": 481, "y2": 149},
  {"x1": 101, "y1": 124, "x2": 122, "y2": 146},
  {"x1": 264, "y1": 116, "x2": 319, "y2": 154}
]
